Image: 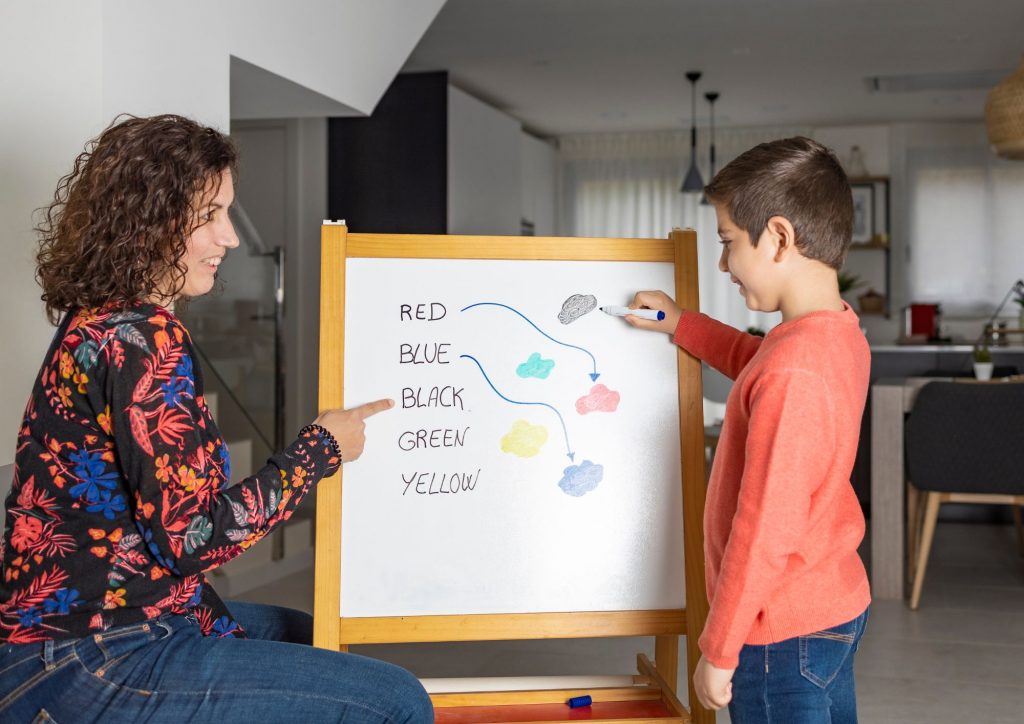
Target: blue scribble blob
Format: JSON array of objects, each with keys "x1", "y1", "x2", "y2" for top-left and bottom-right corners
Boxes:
[
  {"x1": 558, "y1": 460, "x2": 604, "y2": 497},
  {"x1": 516, "y1": 352, "x2": 555, "y2": 379}
]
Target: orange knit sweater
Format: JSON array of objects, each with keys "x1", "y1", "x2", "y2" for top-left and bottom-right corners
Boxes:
[{"x1": 674, "y1": 303, "x2": 872, "y2": 669}]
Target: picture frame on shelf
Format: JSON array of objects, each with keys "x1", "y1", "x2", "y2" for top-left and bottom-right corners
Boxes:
[{"x1": 851, "y1": 182, "x2": 874, "y2": 244}]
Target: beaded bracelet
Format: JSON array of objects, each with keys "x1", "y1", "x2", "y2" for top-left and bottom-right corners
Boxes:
[{"x1": 299, "y1": 423, "x2": 342, "y2": 462}]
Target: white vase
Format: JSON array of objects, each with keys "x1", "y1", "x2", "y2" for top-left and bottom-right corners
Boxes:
[{"x1": 974, "y1": 362, "x2": 994, "y2": 381}]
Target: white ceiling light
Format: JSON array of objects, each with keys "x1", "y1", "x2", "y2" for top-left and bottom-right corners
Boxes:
[{"x1": 866, "y1": 68, "x2": 1010, "y2": 93}]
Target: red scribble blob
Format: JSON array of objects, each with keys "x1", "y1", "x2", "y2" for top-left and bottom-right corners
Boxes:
[{"x1": 575, "y1": 384, "x2": 620, "y2": 414}]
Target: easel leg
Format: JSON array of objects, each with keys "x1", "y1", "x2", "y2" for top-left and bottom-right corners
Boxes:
[{"x1": 654, "y1": 634, "x2": 679, "y2": 694}]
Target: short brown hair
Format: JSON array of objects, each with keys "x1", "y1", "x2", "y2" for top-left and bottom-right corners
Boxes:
[
  {"x1": 35, "y1": 114, "x2": 238, "y2": 323},
  {"x1": 703, "y1": 137, "x2": 852, "y2": 270}
]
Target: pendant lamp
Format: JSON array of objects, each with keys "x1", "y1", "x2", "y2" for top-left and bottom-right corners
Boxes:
[
  {"x1": 985, "y1": 55, "x2": 1024, "y2": 160},
  {"x1": 700, "y1": 91, "x2": 720, "y2": 205},
  {"x1": 681, "y1": 71, "x2": 704, "y2": 193}
]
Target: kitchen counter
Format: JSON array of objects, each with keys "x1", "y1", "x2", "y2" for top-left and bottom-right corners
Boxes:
[{"x1": 871, "y1": 344, "x2": 1024, "y2": 352}]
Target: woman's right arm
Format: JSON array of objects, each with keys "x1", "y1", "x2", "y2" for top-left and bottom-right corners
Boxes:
[
  {"x1": 105, "y1": 318, "x2": 388, "y2": 576},
  {"x1": 311, "y1": 400, "x2": 394, "y2": 462}
]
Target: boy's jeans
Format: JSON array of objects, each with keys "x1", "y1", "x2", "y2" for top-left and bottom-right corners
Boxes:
[
  {"x1": 728, "y1": 608, "x2": 869, "y2": 724},
  {"x1": 0, "y1": 601, "x2": 433, "y2": 723}
]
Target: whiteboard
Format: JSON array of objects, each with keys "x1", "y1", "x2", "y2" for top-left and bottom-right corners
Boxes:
[{"x1": 340, "y1": 258, "x2": 685, "y2": 618}]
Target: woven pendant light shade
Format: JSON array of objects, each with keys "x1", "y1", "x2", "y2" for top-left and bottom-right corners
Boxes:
[{"x1": 985, "y1": 55, "x2": 1024, "y2": 160}]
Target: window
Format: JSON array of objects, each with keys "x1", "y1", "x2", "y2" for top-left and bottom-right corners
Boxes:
[{"x1": 908, "y1": 148, "x2": 1024, "y2": 314}]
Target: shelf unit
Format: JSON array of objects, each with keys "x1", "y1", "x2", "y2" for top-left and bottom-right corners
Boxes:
[{"x1": 846, "y1": 176, "x2": 891, "y2": 317}]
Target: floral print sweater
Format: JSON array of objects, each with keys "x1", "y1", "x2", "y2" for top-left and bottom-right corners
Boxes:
[{"x1": 0, "y1": 303, "x2": 339, "y2": 643}]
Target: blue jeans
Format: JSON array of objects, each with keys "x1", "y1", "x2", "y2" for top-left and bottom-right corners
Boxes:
[
  {"x1": 728, "y1": 608, "x2": 869, "y2": 724},
  {"x1": 0, "y1": 601, "x2": 433, "y2": 723}
]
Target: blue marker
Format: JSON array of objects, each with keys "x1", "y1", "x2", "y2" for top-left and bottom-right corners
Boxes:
[
  {"x1": 567, "y1": 694, "x2": 593, "y2": 708},
  {"x1": 599, "y1": 305, "x2": 665, "y2": 322}
]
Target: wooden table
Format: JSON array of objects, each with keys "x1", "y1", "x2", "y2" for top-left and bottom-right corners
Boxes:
[{"x1": 870, "y1": 377, "x2": 951, "y2": 599}]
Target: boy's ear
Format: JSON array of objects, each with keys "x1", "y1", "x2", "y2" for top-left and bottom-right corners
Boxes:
[{"x1": 765, "y1": 216, "x2": 798, "y2": 263}]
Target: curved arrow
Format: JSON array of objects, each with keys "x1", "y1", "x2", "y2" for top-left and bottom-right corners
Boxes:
[
  {"x1": 461, "y1": 302, "x2": 600, "y2": 381},
  {"x1": 460, "y1": 354, "x2": 575, "y2": 461}
]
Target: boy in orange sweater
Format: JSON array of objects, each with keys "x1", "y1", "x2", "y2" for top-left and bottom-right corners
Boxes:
[{"x1": 628, "y1": 137, "x2": 871, "y2": 723}]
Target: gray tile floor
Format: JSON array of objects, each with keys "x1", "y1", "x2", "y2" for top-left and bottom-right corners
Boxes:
[{"x1": 239, "y1": 521, "x2": 1024, "y2": 722}]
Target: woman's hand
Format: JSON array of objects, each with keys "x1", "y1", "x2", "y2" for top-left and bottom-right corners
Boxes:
[
  {"x1": 623, "y1": 290, "x2": 683, "y2": 334},
  {"x1": 693, "y1": 655, "x2": 735, "y2": 711},
  {"x1": 313, "y1": 399, "x2": 394, "y2": 462}
]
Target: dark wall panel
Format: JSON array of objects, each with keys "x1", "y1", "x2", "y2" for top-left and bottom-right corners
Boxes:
[{"x1": 328, "y1": 71, "x2": 447, "y2": 234}]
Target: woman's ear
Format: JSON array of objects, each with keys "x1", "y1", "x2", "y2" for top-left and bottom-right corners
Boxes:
[{"x1": 765, "y1": 215, "x2": 797, "y2": 263}]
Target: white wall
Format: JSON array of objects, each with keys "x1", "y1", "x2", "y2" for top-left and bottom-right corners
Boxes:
[
  {"x1": 814, "y1": 124, "x2": 891, "y2": 177},
  {"x1": 448, "y1": 86, "x2": 523, "y2": 235},
  {"x1": 0, "y1": 2, "x2": 105, "y2": 464},
  {"x1": 102, "y1": 0, "x2": 446, "y2": 130},
  {"x1": 521, "y1": 133, "x2": 558, "y2": 236},
  {"x1": 231, "y1": 58, "x2": 355, "y2": 120},
  {"x1": 0, "y1": 1, "x2": 445, "y2": 464}
]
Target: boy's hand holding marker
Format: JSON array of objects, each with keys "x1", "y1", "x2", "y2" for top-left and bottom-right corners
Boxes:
[{"x1": 610, "y1": 290, "x2": 684, "y2": 334}]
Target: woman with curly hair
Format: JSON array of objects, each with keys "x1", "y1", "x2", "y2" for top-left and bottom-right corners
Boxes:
[{"x1": 0, "y1": 115, "x2": 433, "y2": 723}]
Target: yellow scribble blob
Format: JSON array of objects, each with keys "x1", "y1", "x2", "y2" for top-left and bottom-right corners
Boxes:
[{"x1": 501, "y1": 420, "x2": 548, "y2": 458}]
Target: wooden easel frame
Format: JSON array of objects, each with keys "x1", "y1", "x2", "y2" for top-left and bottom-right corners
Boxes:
[{"x1": 314, "y1": 225, "x2": 712, "y2": 723}]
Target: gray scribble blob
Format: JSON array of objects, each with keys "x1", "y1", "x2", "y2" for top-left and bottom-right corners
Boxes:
[{"x1": 558, "y1": 294, "x2": 596, "y2": 324}]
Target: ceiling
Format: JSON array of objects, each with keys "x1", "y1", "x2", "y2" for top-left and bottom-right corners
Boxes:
[{"x1": 403, "y1": 0, "x2": 1024, "y2": 137}]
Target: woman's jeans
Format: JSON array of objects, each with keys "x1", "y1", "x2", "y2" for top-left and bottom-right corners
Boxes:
[
  {"x1": 728, "y1": 608, "x2": 869, "y2": 724},
  {"x1": 0, "y1": 601, "x2": 434, "y2": 723}
]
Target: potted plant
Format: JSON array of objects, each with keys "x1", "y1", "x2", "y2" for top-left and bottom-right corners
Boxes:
[
  {"x1": 839, "y1": 271, "x2": 884, "y2": 315},
  {"x1": 838, "y1": 271, "x2": 863, "y2": 295},
  {"x1": 973, "y1": 345, "x2": 993, "y2": 381}
]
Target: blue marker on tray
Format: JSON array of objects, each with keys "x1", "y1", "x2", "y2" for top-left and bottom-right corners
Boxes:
[
  {"x1": 567, "y1": 694, "x2": 593, "y2": 708},
  {"x1": 600, "y1": 305, "x2": 665, "y2": 322}
]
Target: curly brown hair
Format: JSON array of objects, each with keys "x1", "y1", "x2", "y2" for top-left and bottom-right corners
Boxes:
[{"x1": 35, "y1": 114, "x2": 238, "y2": 324}]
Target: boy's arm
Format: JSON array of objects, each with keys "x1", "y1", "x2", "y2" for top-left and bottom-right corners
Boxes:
[
  {"x1": 625, "y1": 291, "x2": 761, "y2": 380},
  {"x1": 697, "y1": 369, "x2": 836, "y2": 669},
  {"x1": 673, "y1": 311, "x2": 763, "y2": 380}
]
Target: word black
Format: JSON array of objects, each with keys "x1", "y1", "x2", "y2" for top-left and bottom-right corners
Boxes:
[{"x1": 402, "y1": 386, "x2": 465, "y2": 410}]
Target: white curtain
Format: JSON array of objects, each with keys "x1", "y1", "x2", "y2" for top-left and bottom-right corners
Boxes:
[
  {"x1": 907, "y1": 146, "x2": 1024, "y2": 315},
  {"x1": 559, "y1": 126, "x2": 810, "y2": 332}
]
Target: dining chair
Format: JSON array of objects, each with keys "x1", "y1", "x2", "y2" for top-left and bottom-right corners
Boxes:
[{"x1": 905, "y1": 381, "x2": 1024, "y2": 609}]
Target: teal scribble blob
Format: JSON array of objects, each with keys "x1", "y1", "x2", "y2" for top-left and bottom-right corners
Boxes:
[
  {"x1": 516, "y1": 352, "x2": 555, "y2": 379},
  {"x1": 558, "y1": 460, "x2": 603, "y2": 497}
]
